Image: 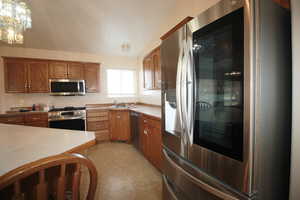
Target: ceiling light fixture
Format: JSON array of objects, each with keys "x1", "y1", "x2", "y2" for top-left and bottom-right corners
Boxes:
[
  {"x1": 0, "y1": 0, "x2": 32, "y2": 44},
  {"x1": 121, "y1": 43, "x2": 130, "y2": 52}
]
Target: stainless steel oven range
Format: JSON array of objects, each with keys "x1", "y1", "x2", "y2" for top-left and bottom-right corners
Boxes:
[
  {"x1": 161, "y1": 0, "x2": 292, "y2": 199},
  {"x1": 48, "y1": 107, "x2": 86, "y2": 131}
]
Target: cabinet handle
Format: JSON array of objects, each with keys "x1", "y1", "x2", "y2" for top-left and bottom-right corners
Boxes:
[
  {"x1": 117, "y1": 116, "x2": 121, "y2": 119},
  {"x1": 144, "y1": 130, "x2": 148, "y2": 135},
  {"x1": 31, "y1": 117, "x2": 40, "y2": 120}
]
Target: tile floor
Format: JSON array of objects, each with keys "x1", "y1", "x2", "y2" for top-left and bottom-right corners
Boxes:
[{"x1": 81, "y1": 142, "x2": 162, "y2": 200}]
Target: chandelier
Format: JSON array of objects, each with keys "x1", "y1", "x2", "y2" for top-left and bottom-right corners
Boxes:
[{"x1": 0, "y1": 0, "x2": 32, "y2": 44}]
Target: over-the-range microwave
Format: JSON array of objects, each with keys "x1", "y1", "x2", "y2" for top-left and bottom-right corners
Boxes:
[{"x1": 49, "y1": 79, "x2": 86, "y2": 96}]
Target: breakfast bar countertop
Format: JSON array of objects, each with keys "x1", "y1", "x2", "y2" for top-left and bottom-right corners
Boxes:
[{"x1": 0, "y1": 124, "x2": 95, "y2": 177}]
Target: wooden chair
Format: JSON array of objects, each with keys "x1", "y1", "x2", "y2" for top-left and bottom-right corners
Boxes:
[{"x1": 0, "y1": 153, "x2": 98, "y2": 200}]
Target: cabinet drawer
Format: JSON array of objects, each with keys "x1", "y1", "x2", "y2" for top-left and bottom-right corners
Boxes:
[
  {"x1": 24, "y1": 114, "x2": 48, "y2": 123},
  {"x1": 0, "y1": 116, "x2": 24, "y2": 124},
  {"x1": 87, "y1": 121, "x2": 109, "y2": 131},
  {"x1": 95, "y1": 130, "x2": 110, "y2": 142},
  {"x1": 25, "y1": 121, "x2": 49, "y2": 128},
  {"x1": 87, "y1": 116, "x2": 108, "y2": 122},
  {"x1": 142, "y1": 117, "x2": 161, "y2": 129},
  {"x1": 87, "y1": 110, "x2": 108, "y2": 118}
]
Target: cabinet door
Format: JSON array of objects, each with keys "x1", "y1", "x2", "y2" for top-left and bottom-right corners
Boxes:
[
  {"x1": 49, "y1": 62, "x2": 68, "y2": 79},
  {"x1": 153, "y1": 48, "x2": 161, "y2": 89},
  {"x1": 84, "y1": 63, "x2": 100, "y2": 93},
  {"x1": 143, "y1": 58, "x2": 154, "y2": 90},
  {"x1": 149, "y1": 125, "x2": 163, "y2": 170},
  {"x1": 28, "y1": 61, "x2": 49, "y2": 93},
  {"x1": 4, "y1": 59, "x2": 27, "y2": 93},
  {"x1": 68, "y1": 63, "x2": 84, "y2": 80},
  {"x1": 273, "y1": 0, "x2": 290, "y2": 9},
  {"x1": 0, "y1": 116, "x2": 25, "y2": 125},
  {"x1": 119, "y1": 111, "x2": 130, "y2": 141},
  {"x1": 141, "y1": 124, "x2": 151, "y2": 158},
  {"x1": 109, "y1": 111, "x2": 120, "y2": 140}
]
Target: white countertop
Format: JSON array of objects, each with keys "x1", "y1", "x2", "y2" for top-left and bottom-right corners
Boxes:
[
  {"x1": 130, "y1": 105, "x2": 161, "y2": 119},
  {"x1": 0, "y1": 124, "x2": 95, "y2": 177}
]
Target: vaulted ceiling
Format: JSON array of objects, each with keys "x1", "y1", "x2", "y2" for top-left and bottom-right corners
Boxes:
[{"x1": 0, "y1": 0, "x2": 178, "y2": 56}]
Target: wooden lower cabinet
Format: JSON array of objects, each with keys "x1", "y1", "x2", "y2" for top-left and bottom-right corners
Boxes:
[
  {"x1": 0, "y1": 116, "x2": 25, "y2": 125},
  {"x1": 24, "y1": 113, "x2": 48, "y2": 127},
  {"x1": 109, "y1": 110, "x2": 131, "y2": 142},
  {"x1": 139, "y1": 115, "x2": 162, "y2": 171},
  {"x1": 86, "y1": 109, "x2": 110, "y2": 142},
  {"x1": 0, "y1": 113, "x2": 48, "y2": 127}
]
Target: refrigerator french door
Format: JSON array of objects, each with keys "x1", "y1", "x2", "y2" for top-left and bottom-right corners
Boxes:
[{"x1": 162, "y1": 0, "x2": 254, "y2": 198}]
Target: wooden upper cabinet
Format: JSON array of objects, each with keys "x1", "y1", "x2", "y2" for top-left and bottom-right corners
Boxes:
[
  {"x1": 143, "y1": 58, "x2": 154, "y2": 90},
  {"x1": 49, "y1": 62, "x2": 68, "y2": 79},
  {"x1": 27, "y1": 61, "x2": 49, "y2": 93},
  {"x1": 84, "y1": 63, "x2": 100, "y2": 93},
  {"x1": 273, "y1": 0, "x2": 290, "y2": 9},
  {"x1": 68, "y1": 63, "x2": 84, "y2": 80},
  {"x1": 160, "y1": 17, "x2": 193, "y2": 40},
  {"x1": 143, "y1": 46, "x2": 161, "y2": 90},
  {"x1": 4, "y1": 59, "x2": 27, "y2": 93},
  {"x1": 3, "y1": 57, "x2": 101, "y2": 94},
  {"x1": 49, "y1": 61, "x2": 85, "y2": 80}
]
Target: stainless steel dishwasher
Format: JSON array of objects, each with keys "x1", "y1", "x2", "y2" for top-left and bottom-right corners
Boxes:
[{"x1": 130, "y1": 111, "x2": 140, "y2": 151}]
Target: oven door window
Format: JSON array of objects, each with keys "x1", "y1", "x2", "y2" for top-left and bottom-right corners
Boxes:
[
  {"x1": 193, "y1": 8, "x2": 244, "y2": 161},
  {"x1": 49, "y1": 119, "x2": 85, "y2": 131}
]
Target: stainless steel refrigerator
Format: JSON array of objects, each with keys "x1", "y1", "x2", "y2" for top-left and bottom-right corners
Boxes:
[{"x1": 161, "y1": 0, "x2": 292, "y2": 199}]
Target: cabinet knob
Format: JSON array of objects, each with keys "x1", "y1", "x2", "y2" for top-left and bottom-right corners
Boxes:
[
  {"x1": 117, "y1": 115, "x2": 121, "y2": 119},
  {"x1": 144, "y1": 130, "x2": 147, "y2": 135},
  {"x1": 144, "y1": 120, "x2": 147, "y2": 123}
]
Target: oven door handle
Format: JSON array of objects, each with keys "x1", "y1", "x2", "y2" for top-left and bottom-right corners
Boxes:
[{"x1": 48, "y1": 117, "x2": 86, "y2": 122}]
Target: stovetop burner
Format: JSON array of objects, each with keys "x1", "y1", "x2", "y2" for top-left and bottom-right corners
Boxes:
[{"x1": 49, "y1": 106, "x2": 86, "y2": 112}]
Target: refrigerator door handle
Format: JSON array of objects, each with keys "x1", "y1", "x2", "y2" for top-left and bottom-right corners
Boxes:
[
  {"x1": 184, "y1": 35, "x2": 195, "y2": 146},
  {"x1": 181, "y1": 41, "x2": 190, "y2": 146},
  {"x1": 176, "y1": 42, "x2": 185, "y2": 135}
]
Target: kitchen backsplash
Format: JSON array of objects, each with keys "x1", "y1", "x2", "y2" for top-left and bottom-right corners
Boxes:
[{"x1": 0, "y1": 93, "x2": 138, "y2": 112}]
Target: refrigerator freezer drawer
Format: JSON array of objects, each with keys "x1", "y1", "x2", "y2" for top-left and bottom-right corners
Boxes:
[{"x1": 162, "y1": 149, "x2": 252, "y2": 200}]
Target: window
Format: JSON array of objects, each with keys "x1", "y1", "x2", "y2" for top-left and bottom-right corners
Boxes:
[{"x1": 106, "y1": 69, "x2": 136, "y2": 97}]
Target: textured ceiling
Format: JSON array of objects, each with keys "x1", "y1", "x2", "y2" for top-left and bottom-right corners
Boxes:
[{"x1": 0, "y1": 0, "x2": 178, "y2": 56}]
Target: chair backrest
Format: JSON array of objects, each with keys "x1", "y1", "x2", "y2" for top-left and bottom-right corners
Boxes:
[{"x1": 0, "y1": 153, "x2": 98, "y2": 200}]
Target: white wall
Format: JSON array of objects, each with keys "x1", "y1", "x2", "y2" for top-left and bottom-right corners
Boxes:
[
  {"x1": 290, "y1": 0, "x2": 300, "y2": 199},
  {"x1": 137, "y1": 0, "x2": 220, "y2": 105},
  {"x1": 0, "y1": 47, "x2": 139, "y2": 112}
]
